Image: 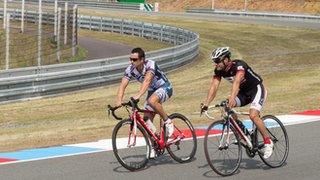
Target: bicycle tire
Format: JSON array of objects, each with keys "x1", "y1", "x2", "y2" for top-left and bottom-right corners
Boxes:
[
  {"x1": 166, "y1": 113, "x2": 197, "y2": 163},
  {"x1": 204, "y1": 120, "x2": 242, "y2": 176},
  {"x1": 255, "y1": 115, "x2": 289, "y2": 168},
  {"x1": 112, "y1": 119, "x2": 150, "y2": 171}
]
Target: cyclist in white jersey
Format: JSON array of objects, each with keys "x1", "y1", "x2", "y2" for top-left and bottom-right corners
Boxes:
[
  {"x1": 115, "y1": 48, "x2": 174, "y2": 150},
  {"x1": 200, "y1": 47, "x2": 274, "y2": 159}
]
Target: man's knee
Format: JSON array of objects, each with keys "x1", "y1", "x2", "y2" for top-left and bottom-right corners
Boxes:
[
  {"x1": 249, "y1": 110, "x2": 260, "y2": 120},
  {"x1": 249, "y1": 109, "x2": 260, "y2": 120},
  {"x1": 148, "y1": 95, "x2": 160, "y2": 105},
  {"x1": 249, "y1": 114, "x2": 258, "y2": 120}
]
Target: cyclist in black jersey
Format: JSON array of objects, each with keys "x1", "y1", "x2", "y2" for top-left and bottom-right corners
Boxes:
[{"x1": 201, "y1": 47, "x2": 273, "y2": 159}]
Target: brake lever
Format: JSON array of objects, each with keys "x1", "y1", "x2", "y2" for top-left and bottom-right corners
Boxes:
[{"x1": 107, "y1": 105, "x2": 112, "y2": 117}]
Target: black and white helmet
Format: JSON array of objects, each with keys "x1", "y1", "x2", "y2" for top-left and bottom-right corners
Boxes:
[{"x1": 211, "y1": 47, "x2": 231, "y2": 63}]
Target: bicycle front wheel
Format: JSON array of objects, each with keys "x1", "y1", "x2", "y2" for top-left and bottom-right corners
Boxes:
[
  {"x1": 112, "y1": 119, "x2": 150, "y2": 171},
  {"x1": 204, "y1": 120, "x2": 242, "y2": 176},
  {"x1": 166, "y1": 113, "x2": 197, "y2": 163},
  {"x1": 256, "y1": 115, "x2": 289, "y2": 168}
]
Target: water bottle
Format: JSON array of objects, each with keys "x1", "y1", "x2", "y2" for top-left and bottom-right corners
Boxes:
[
  {"x1": 236, "y1": 120, "x2": 249, "y2": 135},
  {"x1": 145, "y1": 119, "x2": 156, "y2": 133}
]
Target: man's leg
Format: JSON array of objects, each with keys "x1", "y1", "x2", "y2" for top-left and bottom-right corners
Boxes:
[
  {"x1": 147, "y1": 94, "x2": 168, "y2": 120},
  {"x1": 148, "y1": 93, "x2": 173, "y2": 137},
  {"x1": 249, "y1": 108, "x2": 269, "y2": 139},
  {"x1": 249, "y1": 108, "x2": 273, "y2": 159}
]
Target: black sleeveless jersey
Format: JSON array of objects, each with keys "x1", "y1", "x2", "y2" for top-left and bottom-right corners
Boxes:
[{"x1": 214, "y1": 60, "x2": 263, "y2": 91}]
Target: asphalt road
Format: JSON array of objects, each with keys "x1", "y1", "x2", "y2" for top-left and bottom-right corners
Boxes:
[
  {"x1": 0, "y1": 121, "x2": 319, "y2": 180},
  {"x1": 78, "y1": 37, "x2": 133, "y2": 60}
]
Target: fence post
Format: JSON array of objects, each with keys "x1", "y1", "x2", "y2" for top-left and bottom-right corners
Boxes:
[
  {"x1": 140, "y1": 21, "x2": 144, "y2": 37},
  {"x1": 54, "y1": 0, "x2": 58, "y2": 38},
  {"x1": 244, "y1": 0, "x2": 247, "y2": 12},
  {"x1": 38, "y1": 0, "x2": 42, "y2": 66},
  {"x1": 111, "y1": 17, "x2": 114, "y2": 33},
  {"x1": 21, "y1": 0, "x2": 25, "y2": 33},
  {"x1": 211, "y1": 0, "x2": 215, "y2": 10},
  {"x1": 72, "y1": 5, "x2": 78, "y2": 56},
  {"x1": 90, "y1": 16, "x2": 92, "y2": 30},
  {"x1": 64, "y1": 2, "x2": 68, "y2": 45},
  {"x1": 154, "y1": 2, "x2": 159, "y2": 12},
  {"x1": 121, "y1": 19, "x2": 124, "y2": 34},
  {"x1": 131, "y1": 20, "x2": 134, "y2": 35},
  {"x1": 3, "y1": 0, "x2": 7, "y2": 29},
  {"x1": 160, "y1": 25, "x2": 163, "y2": 42},
  {"x1": 100, "y1": 17, "x2": 103, "y2": 32},
  {"x1": 57, "y1": 7, "x2": 61, "y2": 62},
  {"x1": 151, "y1": 23, "x2": 154, "y2": 39},
  {"x1": 5, "y1": 13, "x2": 10, "y2": 70}
]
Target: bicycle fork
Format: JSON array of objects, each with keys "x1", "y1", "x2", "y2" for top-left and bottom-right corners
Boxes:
[
  {"x1": 218, "y1": 124, "x2": 230, "y2": 150},
  {"x1": 127, "y1": 115, "x2": 138, "y2": 148}
]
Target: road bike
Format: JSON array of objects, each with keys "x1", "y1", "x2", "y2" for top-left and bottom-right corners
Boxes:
[
  {"x1": 108, "y1": 98, "x2": 197, "y2": 171},
  {"x1": 202, "y1": 100, "x2": 289, "y2": 176}
]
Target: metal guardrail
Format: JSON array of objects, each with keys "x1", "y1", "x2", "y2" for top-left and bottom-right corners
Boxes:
[
  {"x1": 0, "y1": 9, "x2": 55, "y2": 24},
  {"x1": 186, "y1": 9, "x2": 320, "y2": 21},
  {"x1": 0, "y1": 13, "x2": 199, "y2": 103},
  {"x1": 21, "y1": 0, "x2": 142, "y2": 11}
]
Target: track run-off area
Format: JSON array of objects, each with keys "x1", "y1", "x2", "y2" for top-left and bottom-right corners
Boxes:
[
  {"x1": 0, "y1": 11, "x2": 320, "y2": 180},
  {"x1": 0, "y1": 110, "x2": 320, "y2": 165},
  {"x1": 0, "y1": 110, "x2": 320, "y2": 180}
]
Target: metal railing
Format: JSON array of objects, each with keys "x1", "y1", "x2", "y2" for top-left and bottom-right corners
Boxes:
[
  {"x1": 20, "y1": 0, "x2": 142, "y2": 11},
  {"x1": 0, "y1": 12, "x2": 199, "y2": 103}
]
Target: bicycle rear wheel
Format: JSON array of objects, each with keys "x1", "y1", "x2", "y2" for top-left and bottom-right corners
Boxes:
[
  {"x1": 112, "y1": 119, "x2": 150, "y2": 171},
  {"x1": 204, "y1": 120, "x2": 242, "y2": 176},
  {"x1": 166, "y1": 113, "x2": 197, "y2": 163},
  {"x1": 255, "y1": 115, "x2": 289, "y2": 168}
]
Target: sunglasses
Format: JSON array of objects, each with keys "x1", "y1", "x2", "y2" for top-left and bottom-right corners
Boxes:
[
  {"x1": 213, "y1": 57, "x2": 225, "y2": 64},
  {"x1": 129, "y1": 57, "x2": 139, "y2": 62},
  {"x1": 213, "y1": 58, "x2": 221, "y2": 64}
]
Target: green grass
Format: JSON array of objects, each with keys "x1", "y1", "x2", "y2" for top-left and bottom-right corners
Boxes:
[
  {"x1": 0, "y1": 10, "x2": 319, "y2": 152},
  {"x1": 0, "y1": 21, "x2": 87, "y2": 69}
]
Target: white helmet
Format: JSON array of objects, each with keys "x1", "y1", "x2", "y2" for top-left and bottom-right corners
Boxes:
[{"x1": 211, "y1": 47, "x2": 231, "y2": 63}]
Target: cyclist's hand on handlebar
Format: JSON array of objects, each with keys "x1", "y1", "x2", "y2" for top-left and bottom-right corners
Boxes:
[
  {"x1": 130, "y1": 97, "x2": 139, "y2": 104},
  {"x1": 115, "y1": 101, "x2": 123, "y2": 108},
  {"x1": 200, "y1": 103, "x2": 208, "y2": 115},
  {"x1": 227, "y1": 96, "x2": 236, "y2": 108}
]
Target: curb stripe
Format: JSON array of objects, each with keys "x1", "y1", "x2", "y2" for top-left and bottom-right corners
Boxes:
[
  {"x1": 294, "y1": 109, "x2": 320, "y2": 116},
  {"x1": 0, "y1": 146, "x2": 102, "y2": 161},
  {"x1": 0, "y1": 158, "x2": 17, "y2": 163}
]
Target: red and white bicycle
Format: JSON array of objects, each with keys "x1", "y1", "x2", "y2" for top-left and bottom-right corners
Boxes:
[{"x1": 108, "y1": 98, "x2": 197, "y2": 171}]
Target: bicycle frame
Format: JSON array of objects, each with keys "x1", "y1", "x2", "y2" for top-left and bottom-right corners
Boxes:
[
  {"x1": 204, "y1": 105, "x2": 253, "y2": 150},
  {"x1": 228, "y1": 115, "x2": 253, "y2": 149},
  {"x1": 129, "y1": 108, "x2": 185, "y2": 150}
]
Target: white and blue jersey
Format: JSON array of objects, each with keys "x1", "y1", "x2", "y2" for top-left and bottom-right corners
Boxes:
[
  {"x1": 124, "y1": 60, "x2": 170, "y2": 91},
  {"x1": 124, "y1": 60, "x2": 173, "y2": 111}
]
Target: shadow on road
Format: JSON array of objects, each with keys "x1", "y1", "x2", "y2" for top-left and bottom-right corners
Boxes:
[
  {"x1": 199, "y1": 157, "x2": 288, "y2": 178},
  {"x1": 112, "y1": 153, "x2": 197, "y2": 173}
]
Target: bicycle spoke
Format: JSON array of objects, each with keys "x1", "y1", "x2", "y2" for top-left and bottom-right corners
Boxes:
[
  {"x1": 204, "y1": 120, "x2": 241, "y2": 176},
  {"x1": 258, "y1": 115, "x2": 289, "y2": 168},
  {"x1": 166, "y1": 113, "x2": 197, "y2": 163},
  {"x1": 112, "y1": 119, "x2": 149, "y2": 171}
]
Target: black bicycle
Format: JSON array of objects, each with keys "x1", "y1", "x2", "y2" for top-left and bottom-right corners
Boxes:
[{"x1": 202, "y1": 100, "x2": 289, "y2": 176}]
